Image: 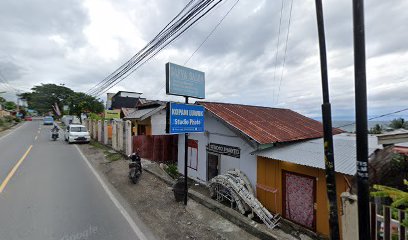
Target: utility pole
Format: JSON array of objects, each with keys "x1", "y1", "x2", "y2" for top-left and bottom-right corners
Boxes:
[
  {"x1": 314, "y1": 0, "x2": 340, "y2": 239},
  {"x1": 353, "y1": 0, "x2": 370, "y2": 239},
  {"x1": 184, "y1": 96, "x2": 189, "y2": 205}
]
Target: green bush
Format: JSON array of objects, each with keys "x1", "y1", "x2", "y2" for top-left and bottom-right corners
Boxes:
[
  {"x1": 165, "y1": 163, "x2": 179, "y2": 179},
  {"x1": 4, "y1": 115, "x2": 14, "y2": 123},
  {"x1": 0, "y1": 118, "x2": 4, "y2": 127},
  {"x1": 14, "y1": 117, "x2": 21, "y2": 123}
]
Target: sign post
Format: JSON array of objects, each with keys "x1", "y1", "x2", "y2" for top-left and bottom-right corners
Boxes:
[
  {"x1": 184, "y1": 97, "x2": 189, "y2": 206},
  {"x1": 165, "y1": 62, "x2": 205, "y2": 206}
]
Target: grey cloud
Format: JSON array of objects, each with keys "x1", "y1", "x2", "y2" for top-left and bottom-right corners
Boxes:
[
  {"x1": 0, "y1": 0, "x2": 89, "y2": 47},
  {"x1": 1, "y1": 0, "x2": 407, "y2": 120}
]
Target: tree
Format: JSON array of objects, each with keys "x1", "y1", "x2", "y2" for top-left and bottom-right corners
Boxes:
[
  {"x1": 19, "y1": 84, "x2": 74, "y2": 114},
  {"x1": 4, "y1": 101, "x2": 16, "y2": 110},
  {"x1": 369, "y1": 124, "x2": 383, "y2": 134},
  {"x1": 389, "y1": 118, "x2": 407, "y2": 130},
  {"x1": 0, "y1": 96, "x2": 6, "y2": 104},
  {"x1": 66, "y1": 92, "x2": 104, "y2": 117}
]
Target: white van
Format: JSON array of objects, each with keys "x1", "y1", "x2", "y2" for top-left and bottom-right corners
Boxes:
[{"x1": 64, "y1": 124, "x2": 91, "y2": 144}]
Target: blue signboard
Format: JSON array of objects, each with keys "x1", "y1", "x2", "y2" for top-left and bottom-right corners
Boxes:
[
  {"x1": 166, "y1": 62, "x2": 205, "y2": 99},
  {"x1": 166, "y1": 103, "x2": 205, "y2": 134}
]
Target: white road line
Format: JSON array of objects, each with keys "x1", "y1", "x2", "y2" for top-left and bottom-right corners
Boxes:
[
  {"x1": 75, "y1": 145, "x2": 148, "y2": 240},
  {"x1": 35, "y1": 136, "x2": 38, "y2": 140}
]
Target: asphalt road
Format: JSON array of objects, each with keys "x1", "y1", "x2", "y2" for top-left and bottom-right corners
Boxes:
[{"x1": 0, "y1": 121, "x2": 151, "y2": 240}]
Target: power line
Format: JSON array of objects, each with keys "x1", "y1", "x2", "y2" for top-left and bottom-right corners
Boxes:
[
  {"x1": 149, "y1": 0, "x2": 239, "y2": 101},
  {"x1": 86, "y1": 0, "x2": 204, "y2": 95},
  {"x1": 86, "y1": 0, "x2": 225, "y2": 97},
  {"x1": 271, "y1": 0, "x2": 285, "y2": 102},
  {"x1": 334, "y1": 107, "x2": 408, "y2": 129},
  {"x1": 276, "y1": 0, "x2": 294, "y2": 104},
  {"x1": 85, "y1": 0, "x2": 197, "y2": 95},
  {"x1": 95, "y1": 0, "x2": 224, "y2": 97},
  {"x1": 184, "y1": 0, "x2": 240, "y2": 66},
  {"x1": 89, "y1": 0, "x2": 212, "y2": 96}
]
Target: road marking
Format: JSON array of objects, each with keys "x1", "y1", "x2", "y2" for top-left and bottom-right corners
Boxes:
[
  {"x1": 75, "y1": 145, "x2": 148, "y2": 240},
  {"x1": 34, "y1": 136, "x2": 38, "y2": 140},
  {"x1": 0, "y1": 122, "x2": 25, "y2": 141},
  {"x1": 37, "y1": 130, "x2": 40, "y2": 134},
  {"x1": 0, "y1": 145, "x2": 33, "y2": 193}
]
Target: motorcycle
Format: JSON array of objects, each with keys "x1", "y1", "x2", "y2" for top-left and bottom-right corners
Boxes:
[
  {"x1": 51, "y1": 129, "x2": 59, "y2": 141},
  {"x1": 128, "y1": 152, "x2": 142, "y2": 184}
]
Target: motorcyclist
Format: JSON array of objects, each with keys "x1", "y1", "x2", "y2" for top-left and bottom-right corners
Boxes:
[{"x1": 51, "y1": 123, "x2": 59, "y2": 133}]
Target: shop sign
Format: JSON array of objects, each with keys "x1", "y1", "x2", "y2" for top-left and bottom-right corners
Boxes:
[
  {"x1": 166, "y1": 102, "x2": 205, "y2": 134},
  {"x1": 166, "y1": 62, "x2": 205, "y2": 99},
  {"x1": 207, "y1": 143, "x2": 240, "y2": 158},
  {"x1": 104, "y1": 109, "x2": 120, "y2": 119}
]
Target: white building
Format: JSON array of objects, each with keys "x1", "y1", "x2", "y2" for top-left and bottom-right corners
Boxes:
[{"x1": 177, "y1": 101, "x2": 334, "y2": 189}]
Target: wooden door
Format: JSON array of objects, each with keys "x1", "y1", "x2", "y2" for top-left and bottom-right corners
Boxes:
[{"x1": 207, "y1": 153, "x2": 219, "y2": 181}]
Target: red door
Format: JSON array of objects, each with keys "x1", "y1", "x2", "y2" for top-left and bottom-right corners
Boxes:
[{"x1": 282, "y1": 171, "x2": 316, "y2": 230}]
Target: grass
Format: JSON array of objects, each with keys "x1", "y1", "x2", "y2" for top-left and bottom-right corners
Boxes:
[
  {"x1": 90, "y1": 140, "x2": 110, "y2": 151},
  {"x1": 105, "y1": 152, "x2": 123, "y2": 162},
  {"x1": 90, "y1": 140, "x2": 124, "y2": 162},
  {"x1": 0, "y1": 117, "x2": 16, "y2": 132}
]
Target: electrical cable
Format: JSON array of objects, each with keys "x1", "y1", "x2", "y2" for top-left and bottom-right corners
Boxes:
[
  {"x1": 271, "y1": 0, "x2": 285, "y2": 102},
  {"x1": 96, "y1": 0, "x2": 223, "y2": 96},
  {"x1": 151, "y1": 0, "x2": 238, "y2": 101},
  {"x1": 89, "y1": 0, "x2": 214, "y2": 96},
  {"x1": 85, "y1": 0, "x2": 197, "y2": 95},
  {"x1": 89, "y1": 0, "x2": 225, "y2": 97},
  {"x1": 334, "y1": 108, "x2": 408, "y2": 129},
  {"x1": 183, "y1": 0, "x2": 240, "y2": 66},
  {"x1": 86, "y1": 0, "x2": 214, "y2": 96},
  {"x1": 276, "y1": 0, "x2": 294, "y2": 105}
]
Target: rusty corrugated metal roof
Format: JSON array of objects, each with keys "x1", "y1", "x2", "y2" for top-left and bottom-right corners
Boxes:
[{"x1": 197, "y1": 102, "x2": 343, "y2": 144}]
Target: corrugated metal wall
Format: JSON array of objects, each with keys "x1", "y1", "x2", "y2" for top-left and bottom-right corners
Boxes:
[{"x1": 132, "y1": 135, "x2": 178, "y2": 163}]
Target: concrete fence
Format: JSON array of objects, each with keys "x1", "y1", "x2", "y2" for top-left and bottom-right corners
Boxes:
[
  {"x1": 103, "y1": 120, "x2": 108, "y2": 145},
  {"x1": 85, "y1": 119, "x2": 133, "y2": 155},
  {"x1": 97, "y1": 120, "x2": 102, "y2": 142}
]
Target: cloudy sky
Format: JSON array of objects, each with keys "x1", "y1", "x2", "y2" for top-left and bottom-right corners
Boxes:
[{"x1": 0, "y1": 0, "x2": 407, "y2": 120}]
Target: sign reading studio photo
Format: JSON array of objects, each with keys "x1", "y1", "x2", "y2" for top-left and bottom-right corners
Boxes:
[
  {"x1": 207, "y1": 143, "x2": 241, "y2": 158},
  {"x1": 166, "y1": 102, "x2": 205, "y2": 134}
]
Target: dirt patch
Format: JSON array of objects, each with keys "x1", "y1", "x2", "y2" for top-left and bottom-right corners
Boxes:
[{"x1": 79, "y1": 142, "x2": 259, "y2": 240}]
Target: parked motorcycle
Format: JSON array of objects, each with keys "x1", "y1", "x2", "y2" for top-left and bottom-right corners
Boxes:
[{"x1": 128, "y1": 151, "x2": 142, "y2": 184}]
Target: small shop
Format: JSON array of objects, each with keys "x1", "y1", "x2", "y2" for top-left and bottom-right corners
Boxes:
[
  {"x1": 255, "y1": 134, "x2": 381, "y2": 237},
  {"x1": 177, "y1": 101, "x2": 335, "y2": 191}
]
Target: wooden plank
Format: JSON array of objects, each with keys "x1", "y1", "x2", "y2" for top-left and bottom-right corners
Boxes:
[
  {"x1": 384, "y1": 206, "x2": 391, "y2": 240},
  {"x1": 399, "y1": 210, "x2": 406, "y2": 240},
  {"x1": 370, "y1": 202, "x2": 377, "y2": 240}
]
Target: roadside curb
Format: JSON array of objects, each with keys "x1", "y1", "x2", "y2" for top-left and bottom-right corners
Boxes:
[
  {"x1": 0, "y1": 122, "x2": 24, "y2": 139},
  {"x1": 142, "y1": 166, "x2": 279, "y2": 240}
]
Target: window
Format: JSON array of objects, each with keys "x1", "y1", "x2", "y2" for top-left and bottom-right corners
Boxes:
[
  {"x1": 137, "y1": 125, "x2": 146, "y2": 135},
  {"x1": 70, "y1": 127, "x2": 88, "y2": 132},
  {"x1": 188, "y1": 139, "x2": 198, "y2": 170}
]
